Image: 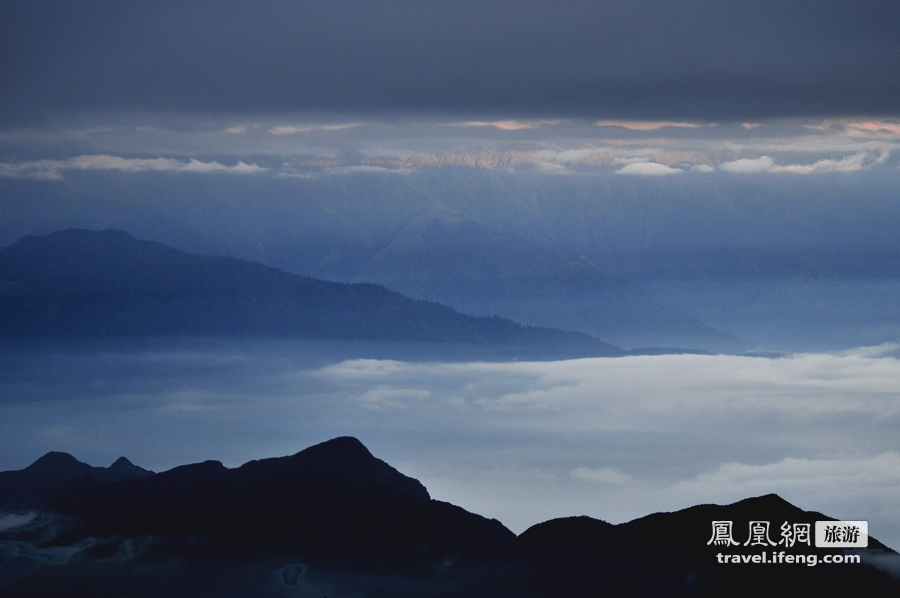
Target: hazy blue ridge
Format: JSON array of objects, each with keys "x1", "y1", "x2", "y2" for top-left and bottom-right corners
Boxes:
[
  {"x1": 6, "y1": 169, "x2": 900, "y2": 351},
  {"x1": 353, "y1": 209, "x2": 731, "y2": 346},
  {"x1": 0, "y1": 228, "x2": 625, "y2": 357}
]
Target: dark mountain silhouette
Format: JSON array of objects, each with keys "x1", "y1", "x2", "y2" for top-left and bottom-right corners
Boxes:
[
  {"x1": 1, "y1": 438, "x2": 897, "y2": 597},
  {"x1": 0, "y1": 228, "x2": 624, "y2": 357},
  {"x1": 0, "y1": 451, "x2": 151, "y2": 512},
  {"x1": 476, "y1": 494, "x2": 899, "y2": 597},
  {"x1": 43, "y1": 437, "x2": 514, "y2": 572},
  {"x1": 1, "y1": 438, "x2": 516, "y2": 597}
]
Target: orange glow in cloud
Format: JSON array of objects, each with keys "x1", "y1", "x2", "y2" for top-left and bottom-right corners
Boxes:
[
  {"x1": 457, "y1": 120, "x2": 561, "y2": 130},
  {"x1": 806, "y1": 119, "x2": 900, "y2": 137},
  {"x1": 268, "y1": 123, "x2": 360, "y2": 135},
  {"x1": 845, "y1": 121, "x2": 900, "y2": 136},
  {"x1": 594, "y1": 120, "x2": 703, "y2": 131}
]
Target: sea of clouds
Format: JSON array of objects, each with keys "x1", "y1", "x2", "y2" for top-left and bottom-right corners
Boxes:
[{"x1": 2, "y1": 340, "x2": 898, "y2": 549}]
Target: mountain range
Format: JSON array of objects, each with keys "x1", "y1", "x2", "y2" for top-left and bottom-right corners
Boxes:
[
  {"x1": 6, "y1": 166, "x2": 900, "y2": 351},
  {"x1": 5, "y1": 161, "x2": 900, "y2": 348},
  {"x1": 0, "y1": 170, "x2": 764, "y2": 351},
  {"x1": 1, "y1": 437, "x2": 897, "y2": 597},
  {"x1": 0, "y1": 228, "x2": 625, "y2": 359}
]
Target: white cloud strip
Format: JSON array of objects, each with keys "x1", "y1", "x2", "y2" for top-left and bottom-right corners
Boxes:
[
  {"x1": 671, "y1": 453, "x2": 900, "y2": 501},
  {"x1": 615, "y1": 162, "x2": 684, "y2": 176},
  {"x1": 268, "y1": 123, "x2": 360, "y2": 135},
  {"x1": 718, "y1": 151, "x2": 889, "y2": 174},
  {"x1": 323, "y1": 165, "x2": 414, "y2": 176},
  {"x1": 0, "y1": 155, "x2": 267, "y2": 180},
  {"x1": 322, "y1": 345, "x2": 900, "y2": 424}
]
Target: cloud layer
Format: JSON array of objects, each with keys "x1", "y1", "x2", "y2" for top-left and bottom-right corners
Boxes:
[
  {"x1": 4, "y1": 116, "x2": 897, "y2": 180},
  {"x1": 0, "y1": 155, "x2": 266, "y2": 180}
]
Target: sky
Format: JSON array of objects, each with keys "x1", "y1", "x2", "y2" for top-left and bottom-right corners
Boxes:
[
  {"x1": 1, "y1": 2, "x2": 900, "y2": 178},
  {"x1": 2, "y1": 1, "x2": 900, "y2": 124}
]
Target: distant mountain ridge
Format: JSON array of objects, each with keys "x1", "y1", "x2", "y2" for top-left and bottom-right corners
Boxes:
[
  {"x1": 354, "y1": 209, "x2": 729, "y2": 347},
  {"x1": 0, "y1": 228, "x2": 624, "y2": 357},
  {"x1": 0, "y1": 438, "x2": 897, "y2": 597},
  {"x1": 5, "y1": 168, "x2": 900, "y2": 351}
]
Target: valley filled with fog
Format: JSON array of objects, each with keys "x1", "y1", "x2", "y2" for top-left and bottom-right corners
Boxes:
[{"x1": 3, "y1": 338, "x2": 898, "y2": 550}]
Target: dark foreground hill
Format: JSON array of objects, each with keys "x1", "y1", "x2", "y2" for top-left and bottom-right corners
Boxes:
[
  {"x1": 0, "y1": 229, "x2": 623, "y2": 358},
  {"x1": 1, "y1": 438, "x2": 897, "y2": 597}
]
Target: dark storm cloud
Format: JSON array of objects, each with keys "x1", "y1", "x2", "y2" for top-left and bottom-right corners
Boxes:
[{"x1": 2, "y1": 0, "x2": 899, "y2": 127}]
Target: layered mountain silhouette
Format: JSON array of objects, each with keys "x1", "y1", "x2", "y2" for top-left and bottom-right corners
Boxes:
[
  {"x1": 1, "y1": 438, "x2": 897, "y2": 597},
  {"x1": 6, "y1": 168, "x2": 900, "y2": 351},
  {"x1": 0, "y1": 228, "x2": 623, "y2": 358}
]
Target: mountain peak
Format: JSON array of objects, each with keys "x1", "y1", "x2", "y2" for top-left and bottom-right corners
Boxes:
[
  {"x1": 30, "y1": 450, "x2": 78, "y2": 465},
  {"x1": 281, "y1": 436, "x2": 431, "y2": 503},
  {"x1": 24, "y1": 451, "x2": 88, "y2": 474},
  {"x1": 105, "y1": 456, "x2": 153, "y2": 480},
  {"x1": 109, "y1": 456, "x2": 135, "y2": 468},
  {"x1": 301, "y1": 435, "x2": 372, "y2": 458},
  {"x1": 0, "y1": 452, "x2": 95, "y2": 511}
]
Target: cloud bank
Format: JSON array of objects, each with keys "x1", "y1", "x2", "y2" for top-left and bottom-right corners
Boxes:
[
  {"x1": 2, "y1": 117, "x2": 898, "y2": 180},
  {"x1": 718, "y1": 152, "x2": 889, "y2": 174},
  {"x1": 0, "y1": 155, "x2": 267, "y2": 180},
  {"x1": 615, "y1": 162, "x2": 684, "y2": 176}
]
